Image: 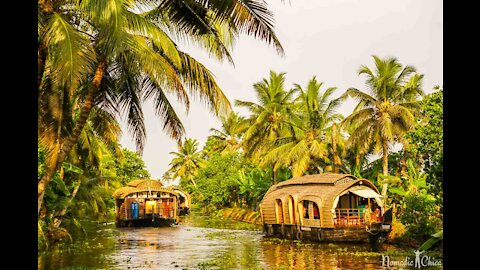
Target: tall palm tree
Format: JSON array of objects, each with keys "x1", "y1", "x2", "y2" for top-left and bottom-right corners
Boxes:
[
  {"x1": 260, "y1": 77, "x2": 342, "y2": 177},
  {"x1": 326, "y1": 122, "x2": 348, "y2": 173},
  {"x1": 235, "y1": 71, "x2": 296, "y2": 158},
  {"x1": 38, "y1": 0, "x2": 285, "y2": 214},
  {"x1": 341, "y1": 55, "x2": 424, "y2": 198},
  {"x1": 166, "y1": 138, "x2": 206, "y2": 187},
  {"x1": 209, "y1": 112, "x2": 248, "y2": 155}
]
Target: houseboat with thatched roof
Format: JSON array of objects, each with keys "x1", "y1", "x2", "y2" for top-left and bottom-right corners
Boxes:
[
  {"x1": 113, "y1": 179, "x2": 190, "y2": 227},
  {"x1": 259, "y1": 173, "x2": 392, "y2": 244}
]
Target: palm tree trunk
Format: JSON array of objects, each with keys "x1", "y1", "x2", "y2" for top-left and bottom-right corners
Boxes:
[
  {"x1": 38, "y1": 58, "x2": 106, "y2": 216},
  {"x1": 381, "y1": 142, "x2": 389, "y2": 200},
  {"x1": 273, "y1": 167, "x2": 278, "y2": 184},
  {"x1": 53, "y1": 177, "x2": 83, "y2": 228},
  {"x1": 355, "y1": 152, "x2": 361, "y2": 175},
  {"x1": 332, "y1": 123, "x2": 340, "y2": 173}
]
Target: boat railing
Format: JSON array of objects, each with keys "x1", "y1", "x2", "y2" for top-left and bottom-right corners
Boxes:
[
  {"x1": 120, "y1": 207, "x2": 175, "y2": 220},
  {"x1": 334, "y1": 208, "x2": 383, "y2": 227},
  {"x1": 334, "y1": 208, "x2": 366, "y2": 227}
]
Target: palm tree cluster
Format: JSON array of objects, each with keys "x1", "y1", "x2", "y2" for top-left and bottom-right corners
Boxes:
[
  {"x1": 167, "y1": 56, "x2": 425, "y2": 202},
  {"x1": 38, "y1": 0, "x2": 285, "y2": 218},
  {"x1": 38, "y1": 0, "x2": 287, "y2": 246}
]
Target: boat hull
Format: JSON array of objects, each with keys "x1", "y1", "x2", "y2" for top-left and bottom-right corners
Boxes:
[
  {"x1": 263, "y1": 224, "x2": 390, "y2": 244},
  {"x1": 116, "y1": 215, "x2": 176, "y2": 227}
]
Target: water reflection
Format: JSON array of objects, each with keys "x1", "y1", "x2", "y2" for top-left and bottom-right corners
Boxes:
[{"x1": 39, "y1": 216, "x2": 441, "y2": 269}]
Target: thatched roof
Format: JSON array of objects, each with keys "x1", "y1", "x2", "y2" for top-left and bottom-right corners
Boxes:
[
  {"x1": 260, "y1": 173, "x2": 380, "y2": 228},
  {"x1": 126, "y1": 179, "x2": 163, "y2": 188},
  {"x1": 113, "y1": 179, "x2": 175, "y2": 199},
  {"x1": 269, "y1": 173, "x2": 356, "y2": 190}
]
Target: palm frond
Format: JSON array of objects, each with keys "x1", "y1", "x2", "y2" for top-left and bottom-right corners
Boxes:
[
  {"x1": 141, "y1": 76, "x2": 185, "y2": 141},
  {"x1": 43, "y1": 12, "x2": 96, "y2": 93},
  {"x1": 178, "y1": 51, "x2": 231, "y2": 116}
]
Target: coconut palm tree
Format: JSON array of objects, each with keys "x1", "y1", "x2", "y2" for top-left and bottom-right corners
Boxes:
[
  {"x1": 43, "y1": 106, "x2": 122, "y2": 237},
  {"x1": 260, "y1": 76, "x2": 343, "y2": 177},
  {"x1": 341, "y1": 55, "x2": 424, "y2": 198},
  {"x1": 38, "y1": 0, "x2": 285, "y2": 214},
  {"x1": 167, "y1": 138, "x2": 206, "y2": 187},
  {"x1": 235, "y1": 71, "x2": 296, "y2": 158},
  {"x1": 208, "y1": 112, "x2": 248, "y2": 155},
  {"x1": 326, "y1": 122, "x2": 348, "y2": 173}
]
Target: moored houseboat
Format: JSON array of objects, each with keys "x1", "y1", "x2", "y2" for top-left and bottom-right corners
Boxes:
[
  {"x1": 113, "y1": 179, "x2": 190, "y2": 227},
  {"x1": 259, "y1": 173, "x2": 392, "y2": 244},
  {"x1": 167, "y1": 186, "x2": 192, "y2": 216}
]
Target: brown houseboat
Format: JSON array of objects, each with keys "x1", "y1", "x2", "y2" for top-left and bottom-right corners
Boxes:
[
  {"x1": 113, "y1": 179, "x2": 190, "y2": 227},
  {"x1": 260, "y1": 173, "x2": 392, "y2": 244}
]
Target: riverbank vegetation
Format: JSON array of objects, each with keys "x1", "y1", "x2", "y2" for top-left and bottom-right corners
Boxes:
[
  {"x1": 38, "y1": 0, "x2": 284, "y2": 249},
  {"x1": 166, "y1": 59, "x2": 443, "y2": 249},
  {"x1": 38, "y1": 0, "x2": 442, "y2": 253}
]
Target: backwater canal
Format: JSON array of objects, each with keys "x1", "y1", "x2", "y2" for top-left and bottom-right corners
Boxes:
[{"x1": 38, "y1": 215, "x2": 442, "y2": 269}]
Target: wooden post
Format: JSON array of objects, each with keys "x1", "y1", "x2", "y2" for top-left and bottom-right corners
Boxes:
[
  {"x1": 173, "y1": 197, "x2": 177, "y2": 219},
  {"x1": 347, "y1": 209, "x2": 350, "y2": 225}
]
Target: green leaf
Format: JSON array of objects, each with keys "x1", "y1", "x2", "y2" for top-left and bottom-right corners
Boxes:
[
  {"x1": 419, "y1": 230, "x2": 443, "y2": 251},
  {"x1": 389, "y1": 186, "x2": 407, "y2": 196},
  {"x1": 61, "y1": 162, "x2": 84, "y2": 174},
  {"x1": 53, "y1": 178, "x2": 71, "y2": 197}
]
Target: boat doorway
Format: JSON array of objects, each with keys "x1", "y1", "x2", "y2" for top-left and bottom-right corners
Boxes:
[
  {"x1": 287, "y1": 195, "x2": 296, "y2": 224},
  {"x1": 275, "y1": 199, "x2": 284, "y2": 224}
]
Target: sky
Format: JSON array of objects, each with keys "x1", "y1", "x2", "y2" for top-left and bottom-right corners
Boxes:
[{"x1": 119, "y1": 0, "x2": 443, "y2": 180}]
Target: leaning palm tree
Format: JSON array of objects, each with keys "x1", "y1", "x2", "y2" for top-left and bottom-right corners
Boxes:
[
  {"x1": 44, "y1": 106, "x2": 122, "y2": 232},
  {"x1": 341, "y1": 55, "x2": 424, "y2": 199},
  {"x1": 38, "y1": 0, "x2": 285, "y2": 214},
  {"x1": 209, "y1": 112, "x2": 248, "y2": 155},
  {"x1": 260, "y1": 76, "x2": 343, "y2": 177},
  {"x1": 166, "y1": 138, "x2": 206, "y2": 187}
]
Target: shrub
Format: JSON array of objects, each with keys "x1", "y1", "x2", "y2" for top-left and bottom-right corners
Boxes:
[{"x1": 399, "y1": 194, "x2": 441, "y2": 242}]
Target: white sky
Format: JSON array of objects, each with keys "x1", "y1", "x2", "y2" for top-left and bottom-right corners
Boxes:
[{"x1": 119, "y1": 0, "x2": 443, "y2": 180}]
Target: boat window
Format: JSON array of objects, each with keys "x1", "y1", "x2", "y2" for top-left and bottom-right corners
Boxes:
[
  {"x1": 303, "y1": 200, "x2": 309, "y2": 218},
  {"x1": 312, "y1": 202, "x2": 320, "y2": 220}
]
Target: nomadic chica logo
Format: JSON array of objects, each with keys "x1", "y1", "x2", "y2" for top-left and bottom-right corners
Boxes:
[{"x1": 381, "y1": 250, "x2": 442, "y2": 268}]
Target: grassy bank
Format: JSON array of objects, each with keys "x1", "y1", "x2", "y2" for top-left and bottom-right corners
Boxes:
[{"x1": 216, "y1": 208, "x2": 263, "y2": 225}]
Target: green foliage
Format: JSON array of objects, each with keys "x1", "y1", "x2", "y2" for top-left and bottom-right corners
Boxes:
[
  {"x1": 406, "y1": 89, "x2": 443, "y2": 199},
  {"x1": 379, "y1": 158, "x2": 436, "y2": 206},
  {"x1": 185, "y1": 153, "x2": 254, "y2": 211},
  {"x1": 419, "y1": 229, "x2": 443, "y2": 251},
  {"x1": 259, "y1": 76, "x2": 342, "y2": 176},
  {"x1": 360, "y1": 151, "x2": 403, "y2": 183},
  {"x1": 209, "y1": 112, "x2": 248, "y2": 155},
  {"x1": 399, "y1": 194, "x2": 442, "y2": 242},
  {"x1": 166, "y1": 138, "x2": 206, "y2": 187},
  {"x1": 38, "y1": 145, "x2": 46, "y2": 178},
  {"x1": 115, "y1": 148, "x2": 151, "y2": 185},
  {"x1": 236, "y1": 168, "x2": 274, "y2": 209},
  {"x1": 341, "y1": 55, "x2": 424, "y2": 179}
]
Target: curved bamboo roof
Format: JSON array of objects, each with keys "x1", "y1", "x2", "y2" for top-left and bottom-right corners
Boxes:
[
  {"x1": 260, "y1": 173, "x2": 380, "y2": 228},
  {"x1": 268, "y1": 173, "x2": 356, "y2": 191},
  {"x1": 113, "y1": 179, "x2": 176, "y2": 199},
  {"x1": 126, "y1": 179, "x2": 163, "y2": 188}
]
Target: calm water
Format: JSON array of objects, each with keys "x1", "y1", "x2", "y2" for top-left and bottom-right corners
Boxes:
[{"x1": 38, "y1": 215, "x2": 442, "y2": 269}]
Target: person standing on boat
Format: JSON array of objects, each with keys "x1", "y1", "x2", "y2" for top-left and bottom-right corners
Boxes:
[
  {"x1": 374, "y1": 207, "x2": 381, "y2": 222},
  {"x1": 132, "y1": 201, "x2": 138, "y2": 219},
  {"x1": 130, "y1": 201, "x2": 135, "y2": 219},
  {"x1": 358, "y1": 198, "x2": 367, "y2": 218}
]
